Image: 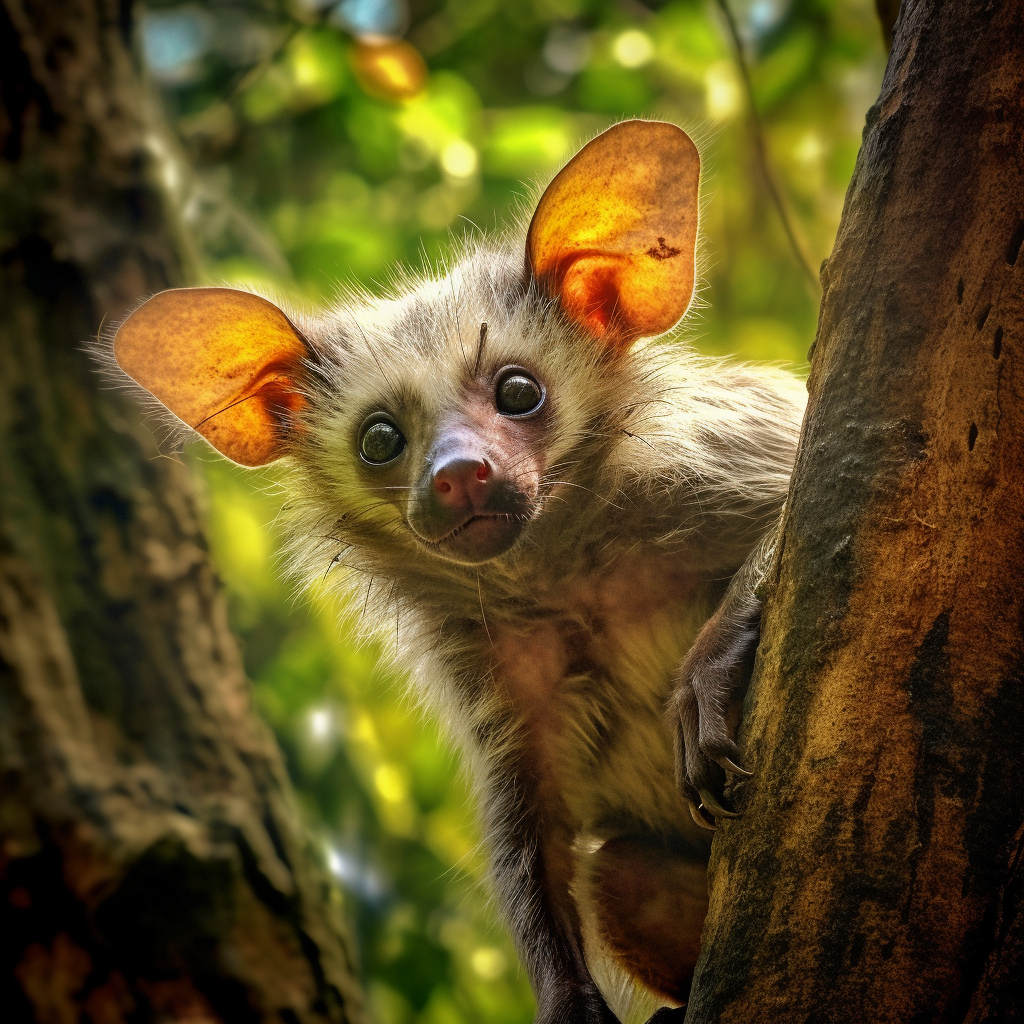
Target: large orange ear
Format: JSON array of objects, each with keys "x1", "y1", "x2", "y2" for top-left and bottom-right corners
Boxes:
[
  {"x1": 113, "y1": 287, "x2": 308, "y2": 467},
  {"x1": 526, "y1": 120, "x2": 700, "y2": 351}
]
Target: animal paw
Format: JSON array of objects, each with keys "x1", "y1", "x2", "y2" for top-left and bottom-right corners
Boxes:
[{"x1": 669, "y1": 600, "x2": 760, "y2": 828}]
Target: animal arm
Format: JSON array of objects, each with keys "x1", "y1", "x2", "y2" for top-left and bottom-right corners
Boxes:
[{"x1": 671, "y1": 525, "x2": 780, "y2": 828}]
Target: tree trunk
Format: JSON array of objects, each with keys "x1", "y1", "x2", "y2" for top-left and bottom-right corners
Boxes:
[
  {"x1": 0, "y1": 3, "x2": 365, "y2": 1021},
  {"x1": 687, "y1": 1, "x2": 1024, "y2": 1021}
]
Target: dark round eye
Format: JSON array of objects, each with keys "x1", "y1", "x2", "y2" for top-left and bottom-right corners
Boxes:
[
  {"x1": 496, "y1": 372, "x2": 544, "y2": 416},
  {"x1": 359, "y1": 419, "x2": 405, "y2": 464}
]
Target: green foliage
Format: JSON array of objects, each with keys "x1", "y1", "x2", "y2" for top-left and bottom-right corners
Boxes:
[{"x1": 142, "y1": 0, "x2": 886, "y2": 1019}]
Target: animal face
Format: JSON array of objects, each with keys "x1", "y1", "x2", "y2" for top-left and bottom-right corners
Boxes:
[
  {"x1": 319, "y1": 317, "x2": 555, "y2": 565},
  {"x1": 378, "y1": 361, "x2": 549, "y2": 564},
  {"x1": 111, "y1": 120, "x2": 701, "y2": 573},
  {"x1": 290, "y1": 256, "x2": 616, "y2": 570}
]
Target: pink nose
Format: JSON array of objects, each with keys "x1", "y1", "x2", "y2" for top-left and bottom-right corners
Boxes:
[{"x1": 432, "y1": 457, "x2": 490, "y2": 508}]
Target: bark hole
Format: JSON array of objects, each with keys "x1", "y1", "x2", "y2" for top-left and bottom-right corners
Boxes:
[
  {"x1": 957, "y1": 278, "x2": 964, "y2": 304},
  {"x1": 968, "y1": 422, "x2": 978, "y2": 451},
  {"x1": 976, "y1": 304, "x2": 992, "y2": 330},
  {"x1": 993, "y1": 327, "x2": 1003, "y2": 358}
]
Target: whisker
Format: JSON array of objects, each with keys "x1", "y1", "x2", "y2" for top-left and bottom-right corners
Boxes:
[
  {"x1": 474, "y1": 322, "x2": 488, "y2": 376},
  {"x1": 361, "y1": 577, "x2": 375, "y2": 623},
  {"x1": 623, "y1": 429, "x2": 656, "y2": 450},
  {"x1": 350, "y1": 312, "x2": 402, "y2": 407},
  {"x1": 477, "y1": 572, "x2": 492, "y2": 645},
  {"x1": 540, "y1": 480, "x2": 625, "y2": 511}
]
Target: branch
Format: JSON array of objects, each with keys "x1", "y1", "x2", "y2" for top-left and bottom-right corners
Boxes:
[{"x1": 716, "y1": 0, "x2": 820, "y2": 294}]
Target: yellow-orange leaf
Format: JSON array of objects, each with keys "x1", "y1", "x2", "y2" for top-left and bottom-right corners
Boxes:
[{"x1": 351, "y1": 39, "x2": 427, "y2": 101}]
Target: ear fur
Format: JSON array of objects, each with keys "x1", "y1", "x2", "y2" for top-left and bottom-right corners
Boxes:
[
  {"x1": 113, "y1": 287, "x2": 308, "y2": 467},
  {"x1": 526, "y1": 119, "x2": 700, "y2": 351}
]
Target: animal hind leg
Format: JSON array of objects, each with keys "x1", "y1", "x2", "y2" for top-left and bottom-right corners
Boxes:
[{"x1": 588, "y1": 833, "x2": 708, "y2": 1008}]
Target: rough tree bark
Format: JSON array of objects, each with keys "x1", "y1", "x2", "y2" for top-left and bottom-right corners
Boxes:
[
  {"x1": 0, "y1": 3, "x2": 365, "y2": 1021},
  {"x1": 688, "y1": 1, "x2": 1023, "y2": 1022}
]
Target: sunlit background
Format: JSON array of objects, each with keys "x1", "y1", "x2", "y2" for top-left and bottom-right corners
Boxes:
[{"x1": 138, "y1": 1, "x2": 886, "y2": 1020}]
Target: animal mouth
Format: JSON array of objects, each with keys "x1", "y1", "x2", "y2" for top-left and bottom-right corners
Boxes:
[
  {"x1": 440, "y1": 512, "x2": 520, "y2": 542},
  {"x1": 414, "y1": 510, "x2": 528, "y2": 564}
]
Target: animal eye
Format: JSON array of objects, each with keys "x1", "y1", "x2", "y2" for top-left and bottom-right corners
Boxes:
[
  {"x1": 359, "y1": 419, "x2": 405, "y2": 464},
  {"x1": 496, "y1": 372, "x2": 544, "y2": 416}
]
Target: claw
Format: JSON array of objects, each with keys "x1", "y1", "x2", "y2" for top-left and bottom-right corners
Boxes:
[
  {"x1": 714, "y1": 754, "x2": 753, "y2": 778},
  {"x1": 698, "y1": 787, "x2": 740, "y2": 820},
  {"x1": 688, "y1": 799, "x2": 717, "y2": 831}
]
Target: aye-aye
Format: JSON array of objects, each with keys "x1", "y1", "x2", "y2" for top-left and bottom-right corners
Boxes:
[{"x1": 111, "y1": 120, "x2": 806, "y2": 1022}]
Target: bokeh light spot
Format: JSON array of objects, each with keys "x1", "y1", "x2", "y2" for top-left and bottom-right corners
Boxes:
[
  {"x1": 612, "y1": 30, "x2": 654, "y2": 69},
  {"x1": 334, "y1": 0, "x2": 408, "y2": 38},
  {"x1": 374, "y1": 763, "x2": 408, "y2": 803},
  {"x1": 705, "y1": 60, "x2": 743, "y2": 121},
  {"x1": 141, "y1": 8, "x2": 209, "y2": 84},
  {"x1": 310, "y1": 708, "x2": 332, "y2": 739},
  {"x1": 794, "y1": 130, "x2": 824, "y2": 167},
  {"x1": 471, "y1": 947, "x2": 508, "y2": 980},
  {"x1": 543, "y1": 26, "x2": 592, "y2": 75},
  {"x1": 440, "y1": 139, "x2": 479, "y2": 179}
]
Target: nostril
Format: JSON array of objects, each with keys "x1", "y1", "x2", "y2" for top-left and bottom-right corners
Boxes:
[{"x1": 432, "y1": 456, "x2": 487, "y2": 501}]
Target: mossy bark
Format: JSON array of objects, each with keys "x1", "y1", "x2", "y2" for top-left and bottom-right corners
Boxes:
[
  {"x1": 0, "y1": 2, "x2": 365, "y2": 1020},
  {"x1": 687, "y1": 1, "x2": 1024, "y2": 1022}
]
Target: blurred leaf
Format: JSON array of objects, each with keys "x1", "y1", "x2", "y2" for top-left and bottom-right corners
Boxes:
[
  {"x1": 482, "y1": 106, "x2": 577, "y2": 178},
  {"x1": 575, "y1": 64, "x2": 654, "y2": 115},
  {"x1": 654, "y1": 2, "x2": 727, "y2": 85},
  {"x1": 352, "y1": 38, "x2": 428, "y2": 100},
  {"x1": 288, "y1": 28, "x2": 350, "y2": 107},
  {"x1": 346, "y1": 95, "x2": 405, "y2": 176},
  {"x1": 751, "y1": 24, "x2": 819, "y2": 110}
]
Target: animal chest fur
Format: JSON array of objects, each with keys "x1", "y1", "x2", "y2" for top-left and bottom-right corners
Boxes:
[{"x1": 487, "y1": 553, "x2": 720, "y2": 840}]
